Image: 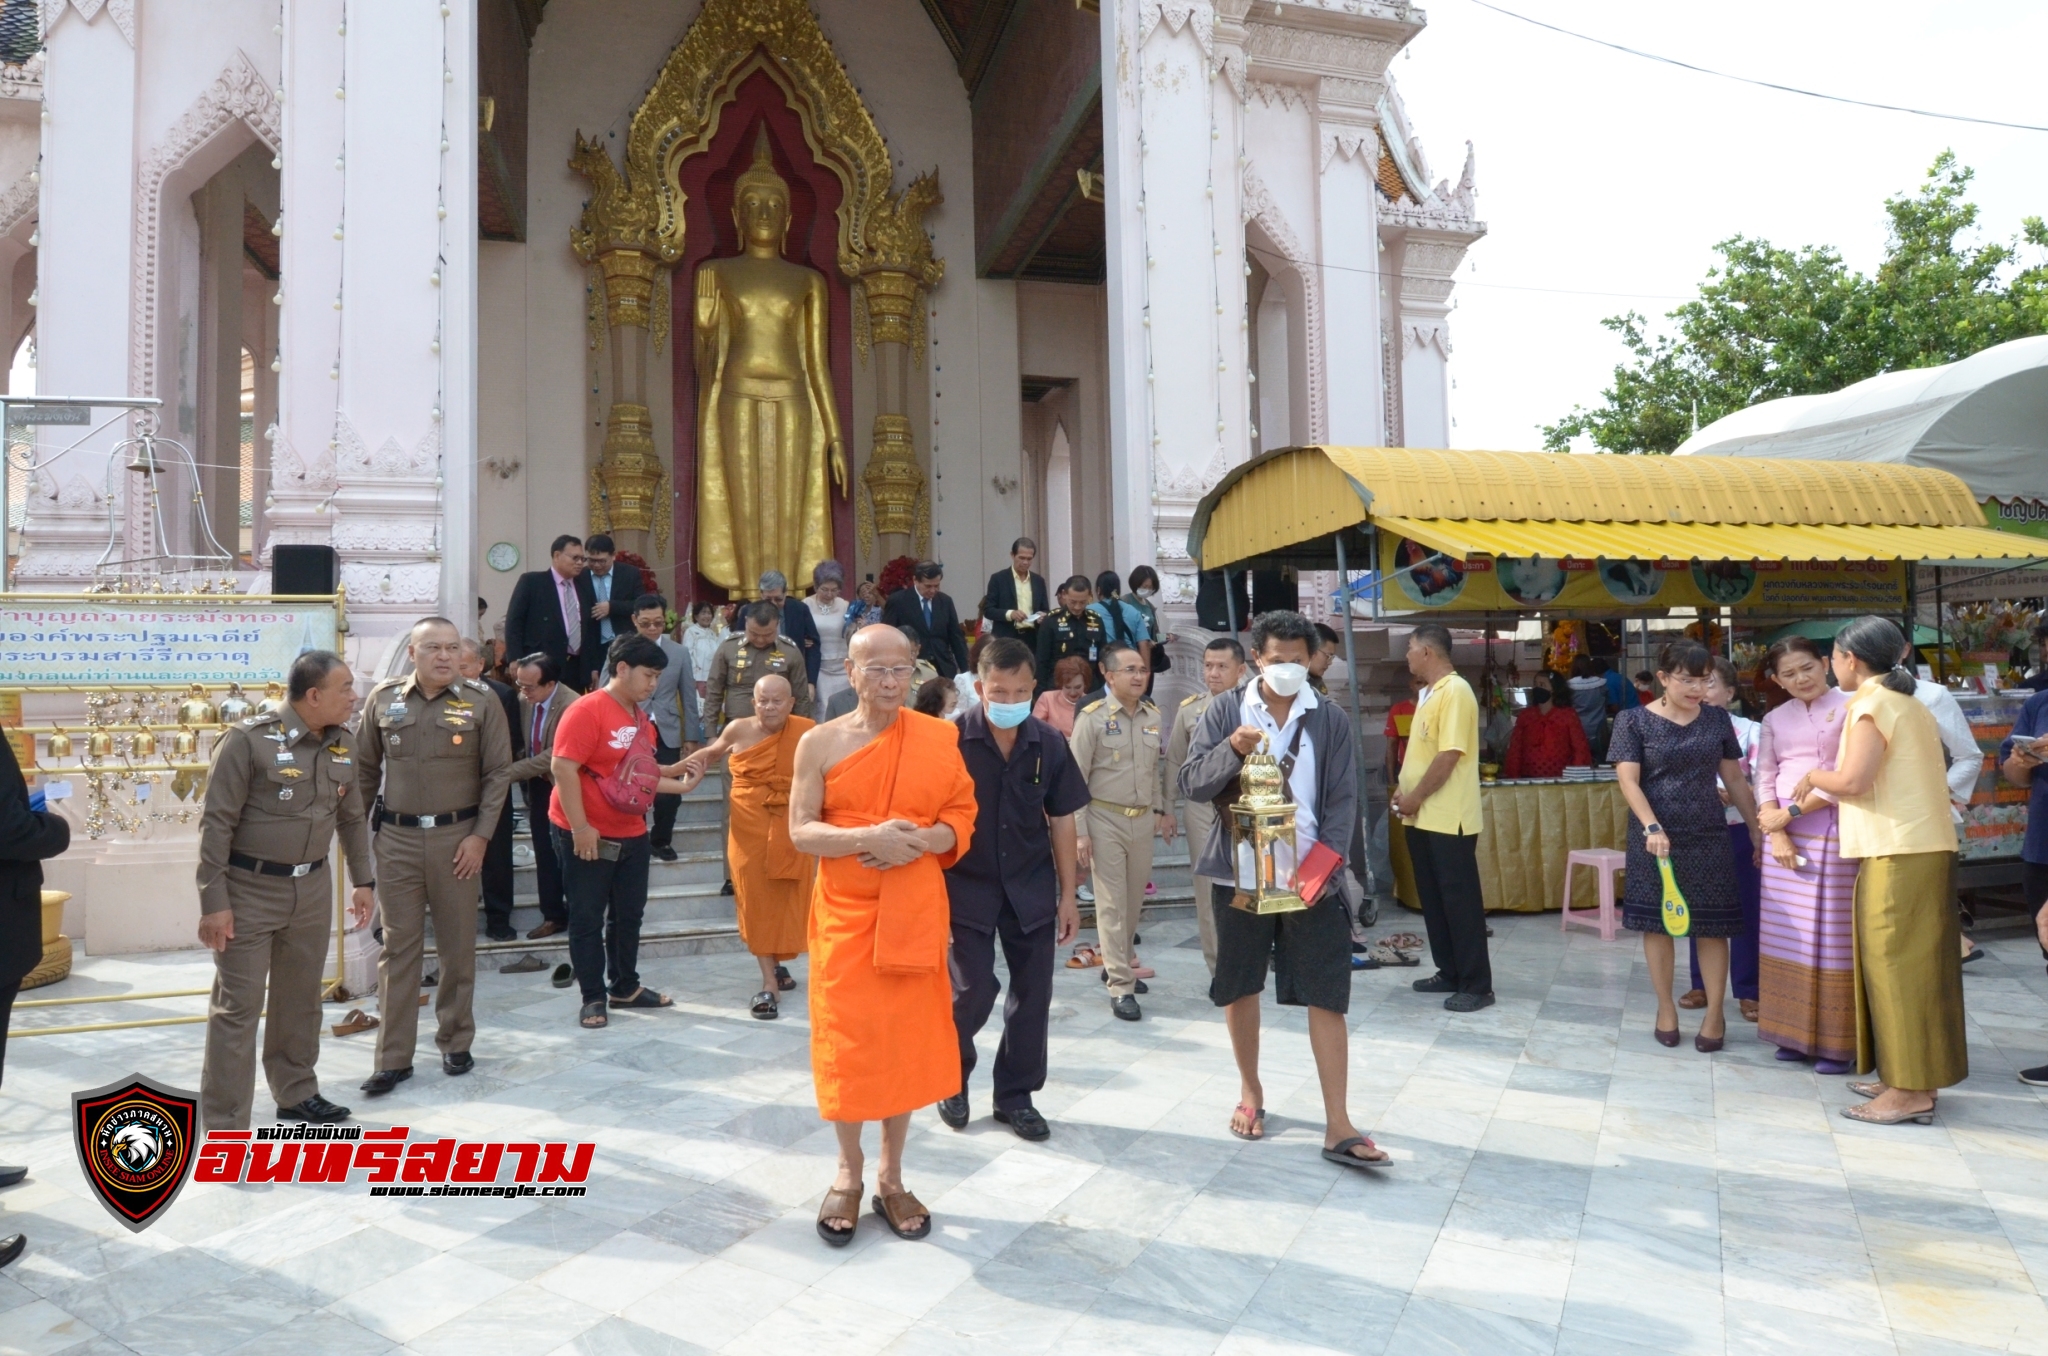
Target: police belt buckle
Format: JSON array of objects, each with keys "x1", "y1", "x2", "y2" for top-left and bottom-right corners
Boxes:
[
  {"x1": 417, "y1": 813, "x2": 443, "y2": 828},
  {"x1": 290, "y1": 862, "x2": 313, "y2": 878},
  {"x1": 1094, "y1": 800, "x2": 1147, "y2": 819}
]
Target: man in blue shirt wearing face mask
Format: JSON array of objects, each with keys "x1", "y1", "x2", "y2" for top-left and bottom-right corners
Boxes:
[{"x1": 938, "y1": 637, "x2": 1090, "y2": 1141}]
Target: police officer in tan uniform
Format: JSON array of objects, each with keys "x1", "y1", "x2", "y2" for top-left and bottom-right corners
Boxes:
[
  {"x1": 197, "y1": 650, "x2": 377, "y2": 1129},
  {"x1": 703, "y1": 601, "x2": 812, "y2": 731},
  {"x1": 1071, "y1": 641, "x2": 1175, "y2": 1020},
  {"x1": 1166, "y1": 637, "x2": 1247, "y2": 977},
  {"x1": 355, "y1": 617, "x2": 513, "y2": 1094}
]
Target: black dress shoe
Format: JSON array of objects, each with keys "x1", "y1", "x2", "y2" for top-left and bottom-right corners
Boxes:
[
  {"x1": 1111, "y1": 994, "x2": 1141, "y2": 1021},
  {"x1": 0, "y1": 1234, "x2": 22, "y2": 1269},
  {"x1": 1444, "y1": 992, "x2": 1495, "y2": 1013},
  {"x1": 277, "y1": 1094, "x2": 352, "y2": 1123},
  {"x1": 443, "y1": 1051, "x2": 475, "y2": 1076},
  {"x1": 651, "y1": 845, "x2": 678, "y2": 863},
  {"x1": 937, "y1": 1092, "x2": 969, "y2": 1129},
  {"x1": 0, "y1": 1165, "x2": 25, "y2": 1188},
  {"x1": 1412, "y1": 972, "x2": 1456, "y2": 994},
  {"x1": 360, "y1": 1068, "x2": 413, "y2": 1096},
  {"x1": 484, "y1": 925, "x2": 517, "y2": 942},
  {"x1": 994, "y1": 1106, "x2": 1050, "y2": 1141},
  {"x1": 527, "y1": 920, "x2": 564, "y2": 939}
]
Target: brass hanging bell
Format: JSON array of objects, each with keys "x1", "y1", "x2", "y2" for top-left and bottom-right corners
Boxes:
[
  {"x1": 172, "y1": 729, "x2": 197, "y2": 759},
  {"x1": 86, "y1": 730, "x2": 113, "y2": 759},
  {"x1": 131, "y1": 729, "x2": 157, "y2": 759},
  {"x1": 45, "y1": 731, "x2": 71, "y2": 759}
]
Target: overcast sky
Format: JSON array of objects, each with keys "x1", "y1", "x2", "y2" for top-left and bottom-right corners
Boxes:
[{"x1": 1391, "y1": 0, "x2": 2047, "y2": 451}]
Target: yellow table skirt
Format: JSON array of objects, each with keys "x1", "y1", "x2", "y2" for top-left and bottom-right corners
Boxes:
[{"x1": 1390, "y1": 781, "x2": 1631, "y2": 914}]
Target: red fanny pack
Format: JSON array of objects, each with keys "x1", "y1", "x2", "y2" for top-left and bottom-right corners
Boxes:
[{"x1": 589, "y1": 709, "x2": 662, "y2": 815}]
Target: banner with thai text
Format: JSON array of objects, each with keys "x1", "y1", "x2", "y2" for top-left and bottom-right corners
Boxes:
[{"x1": 0, "y1": 600, "x2": 338, "y2": 684}]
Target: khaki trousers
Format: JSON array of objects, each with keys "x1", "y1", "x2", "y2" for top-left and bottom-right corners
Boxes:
[
  {"x1": 200, "y1": 868, "x2": 334, "y2": 1129},
  {"x1": 1181, "y1": 797, "x2": 1221, "y2": 974},
  {"x1": 1089, "y1": 803, "x2": 1154, "y2": 999},
  {"x1": 374, "y1": 821, "x2": 479, "y2": 1070}
]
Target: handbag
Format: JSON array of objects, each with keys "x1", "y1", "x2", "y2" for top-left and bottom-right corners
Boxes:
[{"x1": 588, "y1": 697, "x2": 663, "y2": 815}]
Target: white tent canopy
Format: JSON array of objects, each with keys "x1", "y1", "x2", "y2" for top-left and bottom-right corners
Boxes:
[{"x1": 1675, "y1": 335, "x2": 2048, "y2": 502}]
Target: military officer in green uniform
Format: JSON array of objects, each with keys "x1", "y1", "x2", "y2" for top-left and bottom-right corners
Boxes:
[
  {"x1": 1035, "y1": 576, "x2": 1108, "y2": 692},
  {"x1": 703, "y1": 601, "x2": 813, "y2": 731},
  {"x1": 197, "y1": 650, "x2": 377, "y2": 1129},
  {"x1": 355, "y1": 617, "x2": 513, "y2": 1095},
  {"x1": 1165, "y1": 637, "x2": 1247, "y2": 976},
  {"x1": 1070, "y1": 641, "x2": 1175, "y2": 1020}
]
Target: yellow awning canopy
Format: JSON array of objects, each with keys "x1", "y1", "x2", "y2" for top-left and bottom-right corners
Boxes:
[{"x1": 1189, "y1": 446, "x2": 2042, "y2": 570}]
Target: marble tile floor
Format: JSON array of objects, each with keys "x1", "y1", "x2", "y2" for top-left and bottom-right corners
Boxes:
[{"x1": 5, "y1": 911, "x2": 2048, "y2": 1355}]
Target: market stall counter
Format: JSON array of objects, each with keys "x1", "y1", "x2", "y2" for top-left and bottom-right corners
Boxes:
[{"x1": 1389, "y1": 773, "x2": 1630, "y2": 914}]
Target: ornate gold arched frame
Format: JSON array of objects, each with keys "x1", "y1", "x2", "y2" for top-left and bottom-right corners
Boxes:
[{"x1": 623, "y1": 0, "x2": 891, "y2": 279}]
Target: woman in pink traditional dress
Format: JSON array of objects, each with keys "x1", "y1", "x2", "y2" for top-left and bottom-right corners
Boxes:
[{"x1": 1752, "y1": 636, "x2": 1858, "y2": 1073}]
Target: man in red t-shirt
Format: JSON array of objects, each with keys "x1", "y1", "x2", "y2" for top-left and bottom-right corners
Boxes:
[
  {"x1": 549, "y1": 633, "x2": 696, "y2": 1029},
  {"x1": 1502, "y1": 682, "x2": 1593, "y2": 779}
]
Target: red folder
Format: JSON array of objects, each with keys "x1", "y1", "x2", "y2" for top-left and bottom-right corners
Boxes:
[{"x1": 1293, "y1": 840, "x2": 1344, "y2": 905}]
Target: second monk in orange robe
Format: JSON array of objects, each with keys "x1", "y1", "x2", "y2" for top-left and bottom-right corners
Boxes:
[
  {"x1": 790, "y1": 626, "x2": 977, "y2": 1246},
  {"x1": 679, "y1": 673, "x2": 815, "y2": 1017}
]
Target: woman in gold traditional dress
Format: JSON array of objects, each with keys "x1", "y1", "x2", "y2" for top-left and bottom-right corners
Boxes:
[{"x1": 1795, "y1": 616, "x2": 1966, "y2": 1125}]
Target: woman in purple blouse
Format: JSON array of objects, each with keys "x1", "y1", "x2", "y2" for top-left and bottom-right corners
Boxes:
[{"x1": 1752, "y1": 637, "x2": 1857, "y2": 1073}]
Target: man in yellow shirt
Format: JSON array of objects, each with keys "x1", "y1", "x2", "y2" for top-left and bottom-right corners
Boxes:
[{"x1": 1392, "y1": 622, "x2": 1491, "y2": 1011}]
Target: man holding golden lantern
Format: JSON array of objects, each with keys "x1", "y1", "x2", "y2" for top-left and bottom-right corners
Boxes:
[{"x1": 1180, "y1": 610, "x2": 1388, "y2": 1167}]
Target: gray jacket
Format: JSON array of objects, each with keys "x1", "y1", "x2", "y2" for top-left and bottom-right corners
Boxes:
[
  {"x1": 1178, "y1": 680, "x2": 1358, "y2": 882},
  {"x1": 645, "y1": 636, "x2": 704, "y2": 747}
]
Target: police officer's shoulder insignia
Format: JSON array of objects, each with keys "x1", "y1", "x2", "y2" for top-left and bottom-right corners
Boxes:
[
  {"x1": 1079, "y1": 698, "x2": 1105, "y2": 716},
  {"x1": 463, "y1": 678, "x2": 490, "y2": 693},
  {"x1": 1140, "y1": 698, "x2": 1159, "y2": 712},
  {"x1": 1180, "y1": 692, "x2": 1203, "y2": 707},
  {"x1": 241, "y1": 710, "x2": 279, "y2": 730}
]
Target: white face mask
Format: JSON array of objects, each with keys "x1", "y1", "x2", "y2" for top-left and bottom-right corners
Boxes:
[
  {"x1": 1134, "y1": 587, "x2": 1156, "y2": 600},
  {"x1": 1262, "y1": 662, "x2": 1308, "y2": 697}
]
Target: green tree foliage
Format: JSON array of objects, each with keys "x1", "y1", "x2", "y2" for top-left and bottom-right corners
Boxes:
[{"x1": 1544, "y1": 153, "x2": 2048, "y2": 454}]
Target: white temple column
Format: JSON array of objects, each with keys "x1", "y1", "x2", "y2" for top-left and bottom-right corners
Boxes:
[
  {"x1": 17, "y1": 4, "x2": 134, "y2": 585},
  {"x1": 324, "y1": 0, "x2": 476, "y2": 633},
  {"x1": 1315, "y1": 96, "x2": 1384, "y2": 446},
  {"x1": 1381, "y1": 148, "x2": 1486, "y2": 450},
  {"x1": 268, "y1": 0, "x2": 346, "y2": 570},
  {"x1": 1104, "y1": 0, "x2": 1249, "y2": 611}
]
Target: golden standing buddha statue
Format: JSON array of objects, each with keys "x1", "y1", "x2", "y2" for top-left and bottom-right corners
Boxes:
[{"x1": 693, "y1": 126, "x2": 847, "y2": 596}]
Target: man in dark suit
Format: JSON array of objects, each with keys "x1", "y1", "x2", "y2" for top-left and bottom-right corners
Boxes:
[
  {"x1": 883, "y1": 560, "x2": 970, "y2": 678},
  {"x1": 461, "y1": 638, "x2": 525, "y2": 941},
  {"x1": 0, "y1": 722, "x2": 72, "y2": 1267},
  {"x1": 982, "y1": 537, "x2": 1050, "y2": 644},
  {"x1": 509, "y1": 652, "x2": 572, "y2": 938},
  {"x1": 759, "y1": 570, "x2": 821, "y2": 689},
  {"x1": 503, "y1": 535, "x2": 593, "y2": 691},
  {"x1": 578, "y1": 534, "x2": 649, "y2": 689}
]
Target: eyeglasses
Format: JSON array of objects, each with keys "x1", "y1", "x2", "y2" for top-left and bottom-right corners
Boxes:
[{"x1": 857, "y1": 665, "x2": 915, "y2": 680}]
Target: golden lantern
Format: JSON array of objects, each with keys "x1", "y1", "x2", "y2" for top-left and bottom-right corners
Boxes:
[
  {"x1": 131, "y1": 729, "x2": 157, "y2": 759},
  {"x1": 45, "y1": 731, "x2": 71, "y2": 760},
  {"x1": 1228, "y1": 737, "x2": 1308, "y2": 916}
]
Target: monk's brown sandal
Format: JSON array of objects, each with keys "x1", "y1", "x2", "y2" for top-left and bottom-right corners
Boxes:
[
  {"x1": 750, "y1": 991, "x2": 778, "y2": 1020},
  {"x1": 817, "y1": 1182, "x2": 862, "y2": 1247},
  {"x1": 775, "y1": 964, "x2": 797, "y2": 992},
  {"x1": 872, "y1": 1189, "x2": 931, "y2": 1241}
]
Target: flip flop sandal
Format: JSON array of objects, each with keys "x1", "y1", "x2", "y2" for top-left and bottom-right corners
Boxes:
[
  {"x1": 330, "y1": 1008, "x2": 378, "y2": 1038},
  {"x1": 1229, "y1": 1105, "x2": 1266, "y2": 1141},
  {"x1": 1370, "y1": 944, "x2": 1418, "y2": 968},
  {"x1": 500, "y1": 954, "x2": 545, "y2": 974},
  {"x1": 775, "y1": 964, "x2": 797, "y2": 991},
  {"x1": 1066, "y1": 945, "x2": 1102, "y2": 968},
  {"x1": 1322, "y1": 1135, "x2": 1391, "y2": 1169},
  {"x1": 609, "y1": 987, "x2": 673, "y2": 1009},
  {"x1": 872, "y1": 1190, "x2": 931, "y2": 1240},
  {"x1": 750, "y1": 990, "x2": 779, "y2": 1020},
  {"x1": 551, "y1": 963, "x2": 575, "y2": 989},
  {"x1": 1352, "y1": 952, "x2": 1382, "y2": 971},
  {"x1": 818, "y1": 1184, "x2": 862, "y2": 1247},
  {"x1": 578, "y1": 1001, "x2": 608, "y2": 1029},
  {"x1": 1962, "y1": 947, "x2": 1986, "y2": 964}
]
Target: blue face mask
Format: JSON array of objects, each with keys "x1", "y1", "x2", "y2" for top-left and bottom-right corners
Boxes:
[{"x1": 985, "y1": 700, "x2": 1032, "y2": 729}]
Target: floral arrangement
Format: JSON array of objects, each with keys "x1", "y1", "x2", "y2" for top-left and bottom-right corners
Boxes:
[
  {"x1": 877, "y1": 555, "x2": 917, "y2": 597},
  {"x1": 1946, "y1": 603, "x2": 2000, "y2": 654}
]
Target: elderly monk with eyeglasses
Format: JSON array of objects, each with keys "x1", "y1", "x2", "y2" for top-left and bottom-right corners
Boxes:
[{"x1": 789, "y1": 625, "x2": 977, "y2": 1248}]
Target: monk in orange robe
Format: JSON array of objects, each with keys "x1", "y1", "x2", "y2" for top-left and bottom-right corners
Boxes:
[
  {"x1": 679, "y1": 673, "x2": 815, "y2": 1019},
  {"x1": 790, "y1": 626, "x2": 977, "y2": 1247}
]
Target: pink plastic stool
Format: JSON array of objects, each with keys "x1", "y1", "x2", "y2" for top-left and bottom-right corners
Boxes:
[{"x1": 1561, "y1": 848, "x2": 1627, "y2": 941}]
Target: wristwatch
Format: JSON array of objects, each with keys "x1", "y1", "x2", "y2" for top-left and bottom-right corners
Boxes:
[
  {"x1": 1785, "y1": 803, "x2": 1804, "y2": 820},
  {"x1": 1644, "y1": 822, "x2": 1663, "y2": 835}
]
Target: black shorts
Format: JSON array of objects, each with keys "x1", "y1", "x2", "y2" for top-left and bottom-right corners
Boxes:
[{"x1": 1208, "y1": 881, "x2": 1353, "y2": 1014}]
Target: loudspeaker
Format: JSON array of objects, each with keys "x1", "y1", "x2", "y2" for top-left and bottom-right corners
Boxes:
[
  {"x1": 1195, "y1": 571, "x2": 1248, "y2": 631},
  {"x1": 272, "y1": 544, "x2": 338, "y2": 596}
]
